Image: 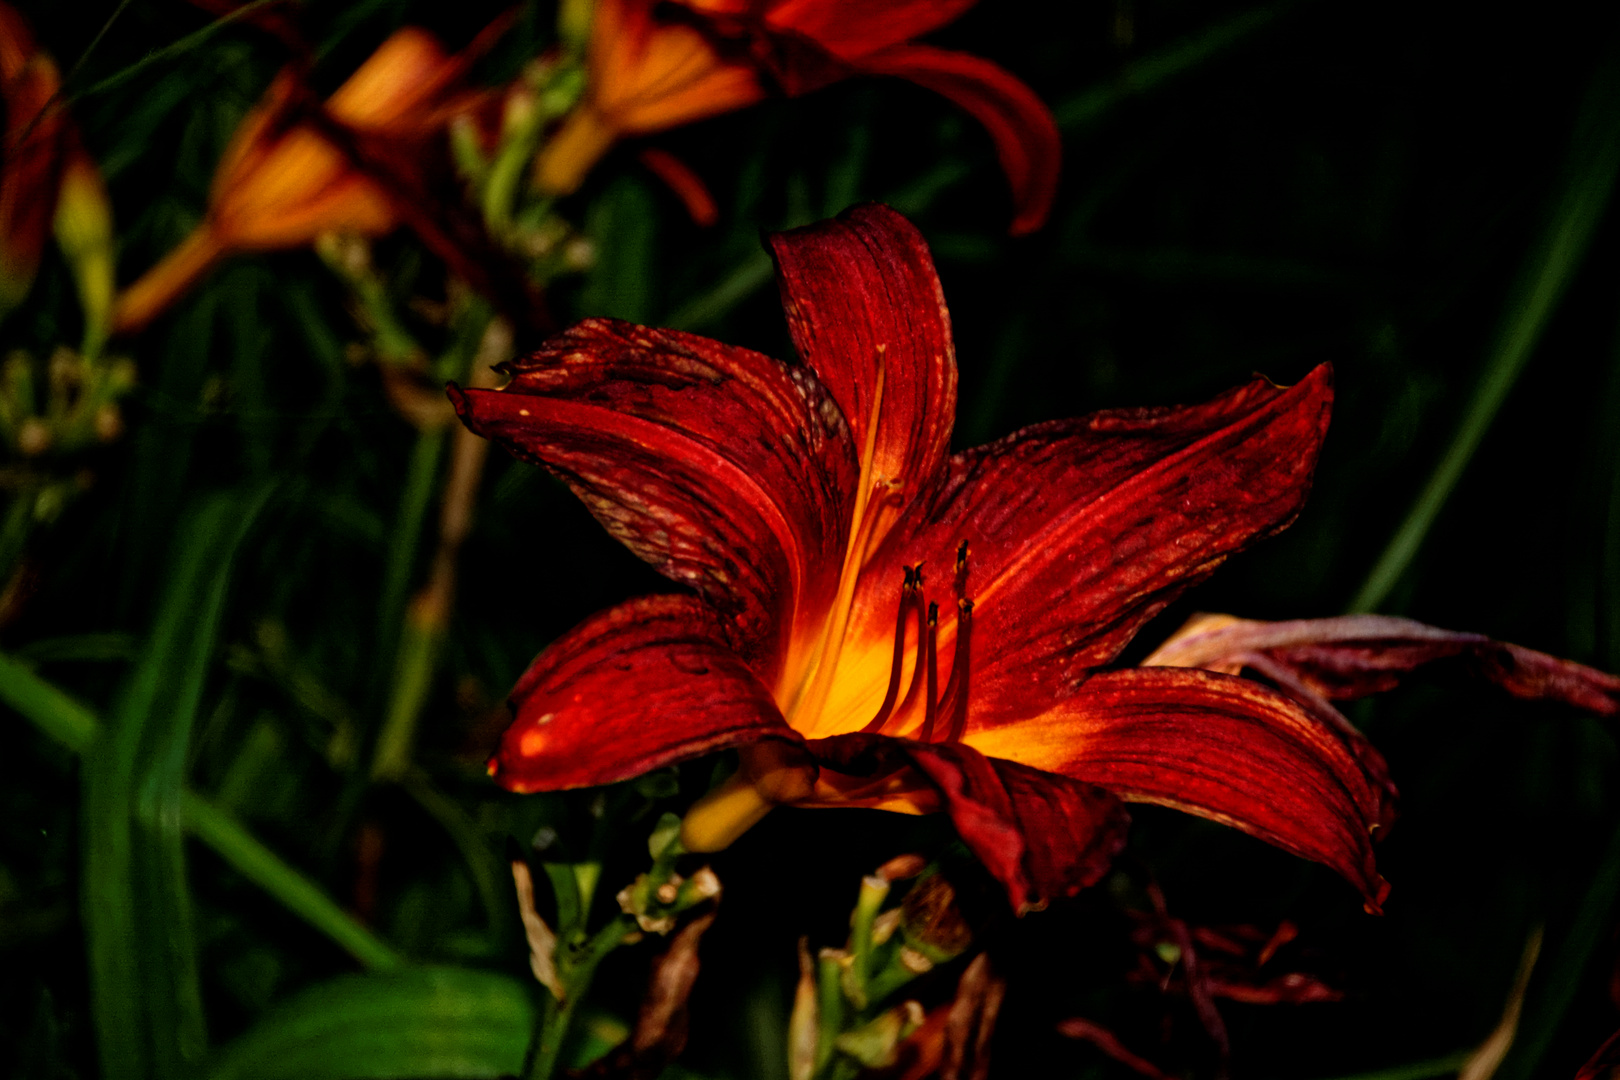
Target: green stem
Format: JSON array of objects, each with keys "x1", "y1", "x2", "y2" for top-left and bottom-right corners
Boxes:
[
  {"x1": 1349, "y1": 35, "x2": 1620, "y2": 613},
  {"x1": 180, "y1": 791, "x2": 405, "y2": 971},
  {"x1": 0, "y1": 648, "x2": 98, "y2": 752},
  {"x1": 526, "y1": 917, "x2": 635, "y2": 1080}
]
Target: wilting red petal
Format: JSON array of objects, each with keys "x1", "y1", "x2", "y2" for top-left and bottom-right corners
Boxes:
[
  {"x1": 1146, "y1": 612, "x2": 1620, "y2": 715},
  {"x1": 768, "y1": 205, "x2": 958, "y2": 502},
  {"x1": 489, "y1": 595, "x2": 794, "y2": 793},
  {"x1": 451, "y1": 318, "x2": 858, "y2": 676},
  {"x1": 1056, "y1": 1018, "x2": 1174, "y2": 1080},
  {"x1": 811, "y1": 733, "x2": 1130, "y2": 913},
  {"x1": 857, "y1": 44, "x2": 1059, "y2": 235},
  {"x1": 850, "y1": 365, "x2": 1332, "y2": 736},
  {"x1": 964, "y1": 667, "x2": 1388, "y2": 911},
  {"x1": 1577, "y1": 1028, "x2": 1620, "y2": 1080},
  {"x1": 638, "y1": 147, "x2": 719, "y2": 226}
]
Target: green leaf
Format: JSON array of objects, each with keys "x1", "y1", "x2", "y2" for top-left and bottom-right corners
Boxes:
[
  {"x1": 82, "y1": 487, "x2": 269, "y2": 1080},
  {"x1": 202, "y1": 967, "x2": 536, "y2": 1080}
]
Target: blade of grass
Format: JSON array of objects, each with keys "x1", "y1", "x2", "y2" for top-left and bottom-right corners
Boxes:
[
  {"x1": 2, "y1": 648, "x2": 405, "y2": 973},
  {"x1": 63, "y1": 0, "x2": 288, "y2": 103},
  {"x1": 83, "y1": 488, "x2": 267, "y2": 1079},
  {"x1": 1494, "y1": 816, "x2": 1620, "y2": 1080},
  {"x1": 0, "y1": 650, "x2": 98, "y2": 753},
  {"x1": 1054, "y1": 0, "x2": 1300, "y2": 131},
  {"x1": 1349, "y1": 35, "x2": 1620, "y2": 612},
  {"x1": 180, "y1": 792, "x2": 405, "y2": 971}
]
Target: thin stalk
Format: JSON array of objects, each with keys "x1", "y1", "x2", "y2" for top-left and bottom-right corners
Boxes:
[
  {"x1": 371, "y1": 318, "x2": 512, "y2": 780},
  {"x1": 1349, "y1": 36, "x2": 1620, "y2": 612},
  {"x1": 525, "y1": 917, "x2": 636, "y2": 1080}
]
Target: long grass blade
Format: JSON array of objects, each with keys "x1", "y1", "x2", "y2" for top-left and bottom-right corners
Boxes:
[
  {"x1": 180, "y1": 792, "x2": 405, "y2": 972},
  {"x1": 1349, "y1": 37, "x2": 1620, "y2": 612},
  {"x1": 82, "y1": 488, "x2": 267, "y2": 1079}
]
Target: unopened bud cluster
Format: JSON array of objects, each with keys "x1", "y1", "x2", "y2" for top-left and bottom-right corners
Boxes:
[{"x1": 788, "y1": 856, "x2": 974, "y2": 1080}]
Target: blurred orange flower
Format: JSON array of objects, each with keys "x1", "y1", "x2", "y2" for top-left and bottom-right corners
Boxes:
[
  {"x1": 0, "y1": 1, "x2": 68, "y2": 316},
  {"x1": 113, "y1": 27, "x2": 470, "y2": 334},
  {"x1": 535, "y1": 0, "x2": 1061, "y2": 234}
]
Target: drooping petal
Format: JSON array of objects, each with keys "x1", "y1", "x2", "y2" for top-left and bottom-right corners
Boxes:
[
  {"x1": 451, "y1": 318, "x2": 858, "y2": 676},
  {"x1": 820, "y1": 365, "x2": 1332, "y2": 739},
  {"x1": 767, "y1": 205, "x2": 958, "y2": 502},
  {"x1": 488, "y1": 595, "x2": 794, "y2": 793},
  {"x1": 963, "y1": 667, "x2": 1388, "y2": 911},
  {"x1": 1145, "y1": 612, "x2": 1620, "y2": 715},
  {"x1": 856, "y1": 45, "x2": 1060, "y2": 235},
  {"x1": 809, "y1": 733, "x2": 1130, "y2": 914}
]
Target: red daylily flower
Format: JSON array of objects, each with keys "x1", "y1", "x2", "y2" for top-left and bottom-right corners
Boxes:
[
  {"x1": 535, "y1": 0, "x2": 1059, "y2": 234},
  {"x1": 452, "y1": 204, "x2": 1388, "y2": 914}
]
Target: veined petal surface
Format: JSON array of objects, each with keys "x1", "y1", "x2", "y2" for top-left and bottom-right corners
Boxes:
[
  {"x1": 451, "y1": 318, "x2": 858, "y2": 675},
  {"x1": 964, "y1": 667, "x2": 1388, "y2": 910},
  {"x1": 768, "y1": 205, "x2": 958, "y2": 499},
  {"x1": 819, "y1": 366, "x2": 1333, "y2": 737},
  {"x1": 490, "y1": 595, "x2": 794, "y2": 793}
]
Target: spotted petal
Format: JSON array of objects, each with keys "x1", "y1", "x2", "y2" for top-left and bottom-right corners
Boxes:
[
  {"x1": 488, "y1": 595, "x2": 794, "y2": 793},
  {"x1": 964, "y1": 667, "x2": 1388, "y2": 911}
]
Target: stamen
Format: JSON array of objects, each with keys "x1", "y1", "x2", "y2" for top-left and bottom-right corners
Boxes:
[
  {"x1": 942, "y1": 599, "x2": 973, "y2": 744},
  {"x1": 954, "y1": 540, "x2": 971, "y2": 599},
  {"x1": 862, "y1": 567, "x2": 921, "y2": 734},
  {"x1": 889, "y1": 567, "x2": 930, "y2": 724},
  {"x1": 916, "y1": 602, "x2": 941, "y2": 742}
]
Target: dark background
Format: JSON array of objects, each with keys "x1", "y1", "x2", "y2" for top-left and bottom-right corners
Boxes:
[{"x1": 6, "y1": 0, "x2": 1620, "y2": 1077}]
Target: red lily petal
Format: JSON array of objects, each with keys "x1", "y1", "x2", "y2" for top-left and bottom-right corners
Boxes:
[
  {"x1": 758, "y1": 0, "x2": 976, "y2": 61},
  {"x1": 810, "y1": 733, "x2": 1130, "y2": 914},
  {"x1": 767, "y1": 205, "x2": 958, "y2": 501},
  {"x1": 451, "y1": 318, "x2": 858, "y2": 677},
  {"x1": 834, "y1": 365, "x2": 1332, "y2": 737},
  {"x1": 1576, "y1": 1028, "x2": 1620, "y2": 1080},
  {"x1": 489, "y1": 595, "x2": 794, "y2": 793},
  {"x1": 1145, "y1": 612, "x2": 1620, "y2": 715},
  {"x1": 964, "y1": 667, "x2": 1389, "y2": 911},
  {"x1": 857, "y1": 44, "x2": 1060, "y2": 235}
]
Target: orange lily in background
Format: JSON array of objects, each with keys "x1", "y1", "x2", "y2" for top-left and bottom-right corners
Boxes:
[
  {"x1": 112, "y1": 27, "x2": 470, "y2": 334},
  {"x1": 0, "y1": 2, "x2": 115, "y2": 348},
  {"x1": 453, "y1": 204, "x2": 1393, "y2": 915},
  {"x1": 0, "y1": 1, "x2": 68, "y2": 316},
  {"x1": 536, "y1": 0, "x2": 1061, "y2": 235}
]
